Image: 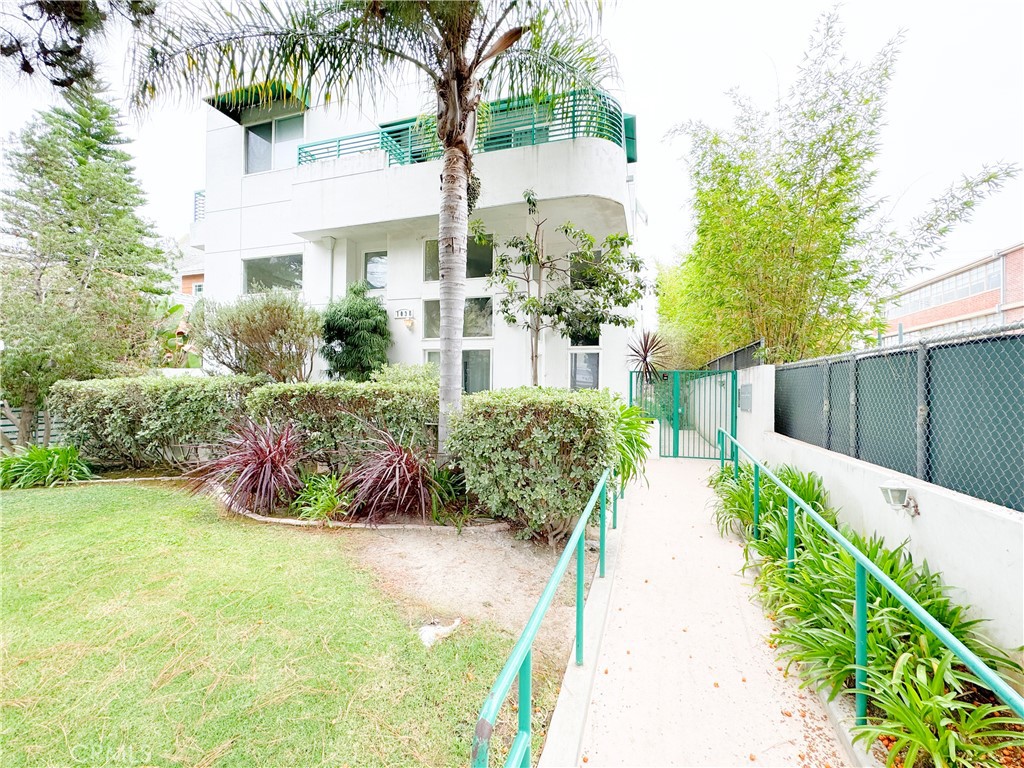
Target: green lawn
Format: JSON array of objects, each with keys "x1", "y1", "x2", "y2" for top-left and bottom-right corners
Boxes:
[{"x1": 1, "y1": 483, "x2": 522, "y2": 767}]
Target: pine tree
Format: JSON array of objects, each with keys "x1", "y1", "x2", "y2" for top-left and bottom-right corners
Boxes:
[{"x1": 0, "y1": 83, "x2": 170, "y2": 446}]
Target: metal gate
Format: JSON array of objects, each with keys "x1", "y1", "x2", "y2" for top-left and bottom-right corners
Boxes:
[{"x1": 629, "y1": 370, "x2": 737, "y2": 458}]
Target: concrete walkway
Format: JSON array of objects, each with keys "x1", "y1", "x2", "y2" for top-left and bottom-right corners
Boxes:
[{"x1": 561, "y1": 457, "x2": 850, "y2": 767}]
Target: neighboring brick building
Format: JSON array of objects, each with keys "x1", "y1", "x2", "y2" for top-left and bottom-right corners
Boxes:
[{"x1": 883, "y1": 242, "x2": 1023, "y2": 344}]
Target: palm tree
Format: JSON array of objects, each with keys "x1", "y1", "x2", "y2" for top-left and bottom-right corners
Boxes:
[{"x1": 132, "y1": 0, "x2": 615, "y2": 452}]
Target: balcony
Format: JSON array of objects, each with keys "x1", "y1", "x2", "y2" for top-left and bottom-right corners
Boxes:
[
  {"x1": 193, "y1": 190, "x2": 206, "y2": 222},
  {"x1": 296, "y1": 90, "x2": 635, "y2": 167}
]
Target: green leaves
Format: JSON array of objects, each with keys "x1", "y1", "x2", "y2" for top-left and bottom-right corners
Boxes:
[
  {"x1": 192, "y1": 290, "x2": 322, "y2": 383},
  {"x1": 0, "y1": 445, "x2": 93, "y2": 489},
  {"x1": 487, "y1": 192, "x2": 646, "y2": 384},
  {"x1": 321, "y1": 282, "x2": 392, "y2": 382},
  {"x1": 447, "y1": 387, "x2": 618, "y2": 543},
  {"x1": 1, "y1": 84, "x2": 171, "y2": 416},
  {"x1": 659, "y1": 10, "x2": 1018, "y2": 367},
  {"x1": 709, "y1": 461, "x2": 1024, "y2": 766},
  {"x1": 49, "y1": 375, "x2": 264, "y2": 469}
]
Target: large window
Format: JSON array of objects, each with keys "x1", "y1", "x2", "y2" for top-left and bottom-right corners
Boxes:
[
  {"x1": 887, "y1": 260, "x2": 1002, "y2": 319},
  {"x1": 243, "y1": 254, "x2": 303, "y2": 293},
  {"x1": 423, "y1": 297, "x2": 493, "y2": 339},
  {"x1": 570, "y1": 331, "x2": 600, "y2": 390},
  {"x1": 424, "y1": 237, "x2": 493, "y2": 281},
  {"x1": 364, "y1": 251, "x2": 388, "y2": 290},
  {"x1": 245, "y1": 114, "x2": 304, "y2": 173},
  {"x1": 570, "y1": 351, "x2": 600, "y2": 390},
  {"x1": 425, "y1": 349, "x2": 491, "y2": 393}
]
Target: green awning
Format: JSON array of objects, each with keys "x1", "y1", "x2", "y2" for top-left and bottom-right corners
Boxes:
[{"x1": 205, "y1": 81, "x2": 309, "y2": 123}]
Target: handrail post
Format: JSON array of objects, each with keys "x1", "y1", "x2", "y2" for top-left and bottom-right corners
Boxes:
[
  {"x1": 719, "y1": 431, "x2": 725, "y2": 470},
  {"x1": 613, "y1": 486, "x2": 618, "y2": 530},
  {"x1": 752, "y1": 464, "x2": 761, "y2": 540},
  {"x1": 518, "y1": 651, "x2": 532, "y2": 767},
  {"x1": 672, "y1": 371, "x2": 680, "y2": 457},
  {"x1": 599, "y1": 484, "x2": 607, "y2": 578},
  {"x1": 786, "y1": 497, "x2": 796, "y2": 578},
  {"x1": 855, "y1": 563, "x2": 868, "y2": 727},
  {"x1": 575, "y1": 533, "x2": 584, "y2": 666}
]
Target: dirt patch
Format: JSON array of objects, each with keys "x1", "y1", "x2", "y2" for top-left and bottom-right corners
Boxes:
[{"x1": 340, "y1": 525, "x2": 599, "y2": 664}]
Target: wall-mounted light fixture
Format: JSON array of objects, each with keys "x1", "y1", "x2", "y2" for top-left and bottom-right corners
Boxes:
[
  {"x1": 880, "y1": 480, "x2": 919, "y2": 517},
  {"x1": 395, "y1": 308, "x2": 415, "y2": 331}
]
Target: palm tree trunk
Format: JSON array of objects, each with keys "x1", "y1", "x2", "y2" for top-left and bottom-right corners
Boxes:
[{"x1": 437, "y1": 146, "x2": 470, "y2": 455}]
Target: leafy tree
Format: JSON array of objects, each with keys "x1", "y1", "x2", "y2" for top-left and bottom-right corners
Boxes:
[
  {"x1": 321, "y1": 281, "x2": 392, "y2": 381},
  {"x1": 191, "y1": 290, "x2": 321, "y2": 383},
  {"x1": 488, "y1": 189, "x2": 644, "y2": 385},
  {"x1": 1, "y1": 0, "x2": 156, "y2": 87},
  {"x1": 131, "y1": 0, "x2": 615, "y2": 451},
  {"x1": 0, "y1": 83, "x2": 169, "y2": 446},
  {"x1": 658, "y1": 12, "x2": 1018, "y2": 367}
]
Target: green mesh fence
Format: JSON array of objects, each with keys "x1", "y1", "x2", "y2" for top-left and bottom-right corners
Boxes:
[{"x1": 774, "y1": 324, "x2": 1024, "y2": 512}]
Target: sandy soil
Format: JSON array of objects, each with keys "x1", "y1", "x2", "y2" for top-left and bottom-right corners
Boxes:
[{"x1": 340, "y1": 523, "x2": 599, "y2": 664}]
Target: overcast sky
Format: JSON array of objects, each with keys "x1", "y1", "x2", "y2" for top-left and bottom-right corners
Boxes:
[{"x1": 1, "y1": 0, "x2": 1021, "y2": 285}]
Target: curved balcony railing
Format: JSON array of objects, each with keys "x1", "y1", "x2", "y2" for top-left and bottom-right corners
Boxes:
[{"x1": 296, "y1": 89, "x2": 625, "y2": 167}]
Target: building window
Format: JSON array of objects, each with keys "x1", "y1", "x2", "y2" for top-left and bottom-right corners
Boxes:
[
  {"x1": 425, "y1": 349, "x2": 491, "y2": 393},
  {"x1": 193, "y1": 282, "x2": 204, "y2": 296},
  {"x1": 889, "y1": 259, "x2": 1003, "y2": 318},
  {"x1": 364, "y1": 251, "x2": 388, "y2": 290},
  {"x1": 424, "y1": 237, "x2": 493, "y2": 281},
  {"x1": 243, "y1": 254, "x2": 303, "y2": 293},
  {"x1": 570, "y1": 250, "x2": 603, "y2": 290},
  {"x1": 423, "y1": 297, "x2": 493, "y2": 339},
  {"x1": 570, "y1": 351, "x2": 600, "y2": 390},
  {"x1": 245, "y1": 114, "x2": 304, "y2": 174}
]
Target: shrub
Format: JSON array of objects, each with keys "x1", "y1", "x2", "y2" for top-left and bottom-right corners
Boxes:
[
  {"x1": 246, "y1": 379, "x2": 438, "y2": 460},
  {"x1": 853, "y1": 652, "x2": 1024, "y2": 768},
  {"x1": 369, "y1": 363, "x2": 439, "y2": 387},
  {"x1": 612, "y1": 403, "x2": 653, "y2": 488},
  {"x1": 50, "y1": 375, "x2": 263, "y2": 468},
  {"x1": 343, "y1": 425, "x2": 435, "y2": 523},
  {"x1": 0, "y1": 445, "x2": 93, "y2": 488},
  {"x1": 708, "y1": 462, "x2": 1024, "y2": 765},
  {"x1": 188, "y1": 419, "x2": 305, "y2": 514},
  {"x1": 192, "y1": 290, "x2": 321, "y2": 382},
  {"x1": 320, "y1": 282, "x2": 392, "y2": 381},
  {"x1": 447, "y1": 387, "x2": 617, "y2": 542},
  {"x1": 291, "y1": 473, "x2": 352, "y2": 522}
]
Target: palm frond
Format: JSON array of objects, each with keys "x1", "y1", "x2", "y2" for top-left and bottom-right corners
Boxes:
[
  {"x1": 480, "y1": 6, "x2": 617, "y2": 102},
  {"x1": 131, "y1": 0, "x2": 438, "y2": 112}
]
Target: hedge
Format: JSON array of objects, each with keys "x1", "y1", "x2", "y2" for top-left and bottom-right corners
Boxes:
[
  {"x1": 245, "y1": 380, "x2": 439, "y2": 459},
  {"x1": 447, "y1": 387, "x2": 618, "y2": 542},
  {"x1": 49, "y1": 375, "x2": 264, "y2": 468}
]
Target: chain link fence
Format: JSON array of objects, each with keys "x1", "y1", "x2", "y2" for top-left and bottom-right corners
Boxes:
[{"x1": 775, "y1": 323, "x2": 1024, "y2": 512}]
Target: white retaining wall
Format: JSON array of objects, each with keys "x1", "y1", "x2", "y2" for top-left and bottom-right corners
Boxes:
[{"x1": 736, "y1": 364, "x2": 1024, "y2": 661}]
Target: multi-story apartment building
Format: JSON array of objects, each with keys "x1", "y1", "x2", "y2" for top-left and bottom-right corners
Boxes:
[
  {"x1": 882, "y1": 242, "x2": 1023, "y2": 344},
  {"x1": 190, "y1": 83, "x2": 640, "y2": 396}
]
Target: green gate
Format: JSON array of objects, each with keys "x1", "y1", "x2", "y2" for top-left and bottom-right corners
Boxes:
[{"x1": 629, "y1": 370, "x2": 737, "y2": 458}]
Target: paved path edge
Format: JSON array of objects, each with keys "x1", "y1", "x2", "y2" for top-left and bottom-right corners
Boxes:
[{"x1": 538, "y1": 495, "x2": 629, "y2": 768}]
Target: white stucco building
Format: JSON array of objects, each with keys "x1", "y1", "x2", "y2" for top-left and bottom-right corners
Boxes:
[{"x1": 190, "y1": 83, "x2": 641, "y2": 396}]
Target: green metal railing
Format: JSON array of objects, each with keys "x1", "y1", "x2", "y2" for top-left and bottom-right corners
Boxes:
[
  {"x1": 629, "y1": 370, "x2": 737, "y2": 459},
  {"x1": 716, "y1": 430, "x2": 1024, "y2": 723},
  {"x1": 297, "y1": 89, "x2": 625, "y2": 168},
  {"x1": 471, "y1": 467, "x2": 619, "y2": 767}
]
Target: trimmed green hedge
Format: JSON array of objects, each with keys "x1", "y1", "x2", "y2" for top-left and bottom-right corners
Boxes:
[
  {"x1": 49, "y1": 375, "x2": 264, "y2": 468},
  {"x1": 447, "y1": 387, "x2": 618, "y2": 541},
  {"x1": 245, "y1": 380, "x2": 439, "y2": 459}
]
